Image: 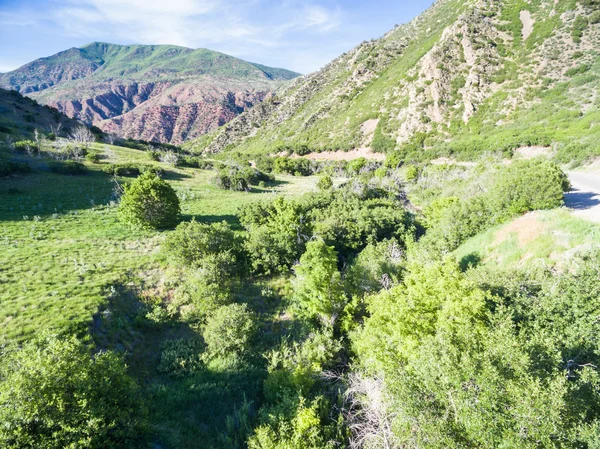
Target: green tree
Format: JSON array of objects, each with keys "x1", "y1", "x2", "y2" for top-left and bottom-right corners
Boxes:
[
  {"x1": 316, "y1": 174, "x2": 333, "y2": 191},
  {"x1": 0, "y1": 335, "x2": 146, "y2": 449},
  {"x1": 163, "y1": 220, "x2": 240, "y2": 269},
  {"x1": 118, "y1": 171, "x2": 180, "y2": 229},
  {"x1": 203, "y1": 303, "x2": 255, "y2": 360},
  {"x1": 293, "y1": 240, "x2": 346, "y2": 325}
]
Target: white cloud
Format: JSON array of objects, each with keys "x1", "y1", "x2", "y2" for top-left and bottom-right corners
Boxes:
[{"x1": 0, "y1": 0, "x2": 348, "y2": 72}]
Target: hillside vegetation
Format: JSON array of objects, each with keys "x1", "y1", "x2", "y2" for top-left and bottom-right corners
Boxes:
[
  {"x1": 0, "y1": 43, "x2": 300, "y2": 144},
  {"x1": 2, "y1": 0, "x2": 600, "y2": 448},
  {"x1": 187, "y1": 0, "x2": 600, "y2": 166}
]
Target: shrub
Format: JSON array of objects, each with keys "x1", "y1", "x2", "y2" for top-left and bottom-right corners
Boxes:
[
  {"x1": 48, "y1": 160, "x2": 87, "y2": 175},
  {"x1": 0, "y1": 335, "x2": 146, "y2": 449},
  {"x1": 85, "y1": 151, "x2": 101, "y2": 163},
  {"x1": 163, "y1": 220, "x2": 241, "y2": 269},
  {"x1": 317, "y1": 174, "x2": 333, "y2": 190},
  {"x1": 213, "y1": 166, "x2": 273, "y2": 191},
  {"x1": 273, "y1": 157, "x2": 314, "y2": 176},
  {"x1": 572, "y1": 15, "x2": 589, "y2": 43},
  {"x1": 13, "y1": 140, "x2": 36, "y2": 153},
  {"x1": 102, "y1": 163, "x2": 158, "y2": 177},
  {"x1": 293, "y1": 240, "x2": 346, "y2": 326},
  {"x1": 157, "y1": 338, "x2": 205, "y2": 377},
  {"x1": 118, "y1": 171, "x2": 180, "y2": 229},
  {"x1": 489, "y1": 159, "x2": 568, "y2": 218},
  {"x1": 0, "y1": 161, "x2": 31, "y2": 177},
  {"x1": 148, "y1": 149, "x2": 161, "y2": 161},
  {"x1": 203, "y1": 303, "x2": 255, "y2": 360}
]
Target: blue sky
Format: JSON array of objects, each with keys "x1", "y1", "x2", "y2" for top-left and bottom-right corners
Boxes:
[{"x1": 0, "y1": 0, "x2": 434, "y2": 74}]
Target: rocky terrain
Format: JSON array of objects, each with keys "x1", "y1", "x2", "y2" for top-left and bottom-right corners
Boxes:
[
  {"x1": 0, "y1": 43, "x2": 300, "y2": 144},
  {"x1": 186, "y1": 0, "x2": 600, "y2": 163}
]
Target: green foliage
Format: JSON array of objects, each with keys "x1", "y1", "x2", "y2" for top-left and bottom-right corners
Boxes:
[
  {"x1": 248, "y1": 398, "x2": 336, "y2": 449},
  {"x1": 273, "y1": 157, "x2": 314, "y2": 176},
  {"x1": 316, "y1": 174, "x2": 333, "y2": 190},
  {"x1": 118, "y1": 171, "x2": 180, "y2": 230},
  {"x1": 0, "y1": 160, "x2": 31, "y2": 177},
  {"x1": 293, "y1": 240, "x2": 346, "y2": 325},
  {"x1": 353, "y1": 253, "x2": 600, "y2": 447},
  {"x1": 417, "y1": 160, "x2": 568, "y2": 256},
  {"x1": 48, "y1": 160, "x2": 87, "y2": 175},
  {"x1": 345, "y1": 238, "x2": 404, "y2": 296},
  {"x1": 157, "y1": 338, "x2": 205, "y2": 377},
  {"x1": 490, "y1": 159, "x2": 569, "y2": 218},
  {"x1": 565, "y1": 64, "x2": 591, "y2": 77},
  {"x1": 213, "y1": 165, "x2": 273, "y2": 191},
  {"x1": 163, "y1": 219, "x2": 240, "y2": 269},
  {"x1": 353, "y1": 261, "x2": 488, "y2": 370},
  {"x1": 572, "y1": 15, "x2": 589, "y2": 43},
  {"x1": 102, "y1": 162, "x2": 158, "y2": 177},
  {"x1": 202, "y1": 303, "x2": 256, "y2": 360},
  {"x1": 85, "y1": 151, "x2": 101, "y2": 163},
  {"x1": 0, "y1": 335, "x2": 146, "y2": 449},
  {"x1": 240, "y1": 197, "x2": 312, "y2": 274}
]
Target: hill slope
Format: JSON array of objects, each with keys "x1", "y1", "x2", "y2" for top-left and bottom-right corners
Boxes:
[
  {"x1": 0, "y1": 43, "x2": 300, "y2": 144},
  {"x1": 0, "y1": 88, "x2": 81, "y2": 139},
  {"x1": 187, "y1": 0, "x2": 600, "y2": 163}
]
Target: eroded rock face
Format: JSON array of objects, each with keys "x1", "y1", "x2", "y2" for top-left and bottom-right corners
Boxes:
[{"x1": 40, "y1": 81, "x2": 268, "y2": 144}]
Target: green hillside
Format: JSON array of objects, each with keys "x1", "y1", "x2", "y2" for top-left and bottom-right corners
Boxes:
[{"x1": 188, "y1": 0, "x2": 600, "y2": 165}]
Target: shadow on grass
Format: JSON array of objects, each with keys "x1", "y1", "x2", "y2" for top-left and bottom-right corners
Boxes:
[
  {"x1": 459, "y1": 252, "x2": 482, "y2": 272},
  {"x1": 161, "y1": 170, "x2": 192, "y2": 181},
  {"x1": 90, "y1": 277, "x2": 267, "y2": 448},
  {"x1": 180, "y1": 213, "x2": 242, "y2": 230}
]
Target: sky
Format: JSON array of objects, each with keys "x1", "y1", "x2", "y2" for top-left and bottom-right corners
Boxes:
[{"x1": 0, "y1": 0, "x2": 434, "y2": 74}]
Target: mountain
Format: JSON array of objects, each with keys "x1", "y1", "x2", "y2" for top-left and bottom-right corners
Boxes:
[
  {"x1": 0, "y1": 43, "x2": 300, "y2": 144},
  {"x1": 186, "y1": 0, "x2": 600, "y2": 163},
  {"x1": 0, "y1": 88, "x2": 80, "y2": 139}
]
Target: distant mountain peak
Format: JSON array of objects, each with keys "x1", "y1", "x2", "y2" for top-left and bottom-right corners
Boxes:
[{"x1": 0, "y1": 43, "x2": 300, "y2": 144}]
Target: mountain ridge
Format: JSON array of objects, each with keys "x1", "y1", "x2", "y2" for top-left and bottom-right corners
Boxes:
[{"x1": 0, "y1": 43, "x2": 300, "y2": 144}]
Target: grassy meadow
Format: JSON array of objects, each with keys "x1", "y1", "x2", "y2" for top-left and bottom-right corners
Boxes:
[{"x1": 0, "y1": 143, "x2": 318, "y2": 344}]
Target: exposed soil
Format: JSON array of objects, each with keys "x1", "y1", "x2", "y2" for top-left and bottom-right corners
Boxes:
[
  {"x1": 520, "y1": 10, "x2": 534, "y2": 41},
  {"x1": 494, "y1": 211, "x2": 546, "y2": 247}
]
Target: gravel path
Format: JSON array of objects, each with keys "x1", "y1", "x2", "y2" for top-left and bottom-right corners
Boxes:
[{"x1": 565, "y1": 172, "x2": 600, "y2": 222}]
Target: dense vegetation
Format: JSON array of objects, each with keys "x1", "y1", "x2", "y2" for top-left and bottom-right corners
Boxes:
[
  {"x1": 4, "y1": 124, "x2": 595, "y2": 448},
  {"x1": 2, "y1": 0, "x2": 600, "y2": 448}
]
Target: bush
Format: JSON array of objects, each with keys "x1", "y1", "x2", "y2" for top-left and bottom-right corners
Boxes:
[
  {"x1": 0, "y1": 160, "x2": 31, "y2": 177},
  {"x1": 317, "y1": 174, "x2": 333, "y2": 190},
  {"x1": 85, "y1": 151, "x2": 101, "y2": 163},
  {"x1": 489, "y1": 159, "x2": 568, "y2": 218},
  {"x1": 48, "y1": 160, "x2": 87, "y2": 175},
  {"x1": 163, "y1": 220, "x2": 241, "y2": 270},
  {"x1": 13, "y1": 140, "x2": 36, "y2": 153},
  {"x1": 273, "y1": 157, "x2": 314, "y2": 176},
  {"x1": 157, "y1": 338, "x2": 205, "y2": 377},
  {"x1": 102, "y1": 163, "x2": 158, "y2": 177},
  {"x1": 118, "y1": 171, "x2": 180, "y2": 229},
  {"x1": 293, "y1": 240, "x2": 346, "y2": 325},
  {"x1": 203, "y1": 303, "x2": 255, "y2": 360},
  {"x1": 0, "y1": 335, "x2": 146, "y2": 449},
  {"x1": 213, "y1": 166, "x2": 273, "y2": 191}
]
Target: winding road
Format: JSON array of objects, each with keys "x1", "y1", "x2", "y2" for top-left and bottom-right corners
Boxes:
[{"x1": 565, "y1": 172, "x2": 600, "y2": 222}]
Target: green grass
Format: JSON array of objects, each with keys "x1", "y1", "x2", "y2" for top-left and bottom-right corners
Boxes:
[
  {"x1": 0, "y1": 143, "x2": 319, "y2": 343},
  {"x1": 455, "y1": 209, "x2": 600, "y2": 269}
]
